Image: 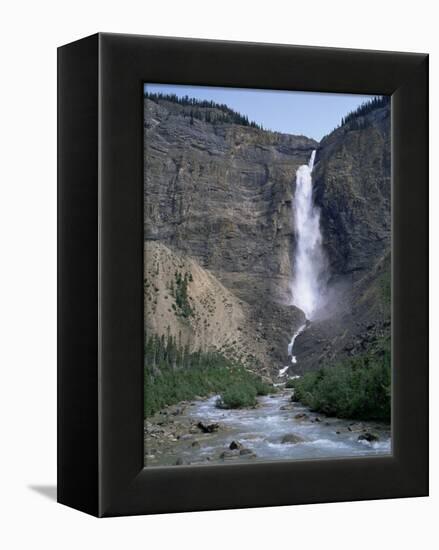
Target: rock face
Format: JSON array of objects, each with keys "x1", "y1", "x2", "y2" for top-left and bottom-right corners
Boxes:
[
  {"x1": 144, "y1": 95, "x2": 391, "y2": 375},
  {"x1": 292, "y1": 103, "x2": 391, "y2": 372},
  {"x1": 144, "y1": 97, "x2": 310, "y2": 371},
  {"x1": 314, "y1": 104, "x2": 391, "y2": 278},
  {"x1": 145, "y1": 98, "x2": 316, "y2": 301}
]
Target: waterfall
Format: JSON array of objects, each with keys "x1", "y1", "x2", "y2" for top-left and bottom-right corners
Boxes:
[
  {"x1": 288, "y1": 323, "x2": 306, "y2": 364},
  {"x1": 287, "y1": 150, "x2": 327, "y2": 366},
  {"x1": 291, "y1": 150, "x2": 326, "y2": 320}
]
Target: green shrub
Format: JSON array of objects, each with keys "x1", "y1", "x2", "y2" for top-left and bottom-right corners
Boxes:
[
  {"x1": 215, "y1": 374, "x2": 272, "y2": 409},
  {"x1": 254, "y1": 378, "x2": 273, "y2": 396},
  {"x1": 290, "y1": 337, "x2": 391, "y2": 421},
  {"x1": 216, "y1": 383, "x2": 257, "y2": 409},
  {"x1": 144, "y1": 334, "x2": 275, "y2": 417},
  {"x1": 171, "y1": 271, "x2": 193, "y2": 318}
]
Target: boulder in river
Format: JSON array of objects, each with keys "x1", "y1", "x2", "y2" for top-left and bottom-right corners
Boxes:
[
  {"x1": 169, "y1": 405, "x2": 185, "y2": 416},
  {"x1": 220, "y1": 450, "x2": 240, "y2": 460},
  {"x1": 197, "y1": 421, "x2": 220, "y2": 433},
  {"x1": 239, "y1": 448, "x2": 257, "y2": 458},
  {"x1": 294, "y1": 413, "x2": 308, "y2": 421},
  {"x1": 348, "y1": 423, "x2": 365, "y2": 432},
  {"x1": 229, "y1": 440, "x2": 243, "y2": 450},
  {"x1": 358, "y1": 432, "x2": 379, "y2": 443},
  {"x1": 280, "y1": 404, "x2": 295, "y2": 411},
  {"x1": 281, "y1": 433, "x2": 307, "y2": 444}
]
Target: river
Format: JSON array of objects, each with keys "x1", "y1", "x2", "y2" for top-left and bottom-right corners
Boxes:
[{"x1": 144, "y1": 389, "x2": 391, "y2": 467}]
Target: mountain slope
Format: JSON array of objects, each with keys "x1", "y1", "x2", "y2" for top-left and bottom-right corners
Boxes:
[{"x1": 145, "y1": 241, "x2": 304, "y2": 377}]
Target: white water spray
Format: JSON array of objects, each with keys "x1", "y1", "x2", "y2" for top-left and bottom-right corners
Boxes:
[{"x1": 286, "y1": 150, "x2": 327, "y2": 367}]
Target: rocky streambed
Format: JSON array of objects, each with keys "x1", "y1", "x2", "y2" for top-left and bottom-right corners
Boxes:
[{"x1": 144, "y1": 389, "x2": 391, "y2": 467}]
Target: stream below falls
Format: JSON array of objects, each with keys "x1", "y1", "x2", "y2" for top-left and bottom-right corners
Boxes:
[{"x1": 144, "y1": 389, "x2": 391, "y2": 467}]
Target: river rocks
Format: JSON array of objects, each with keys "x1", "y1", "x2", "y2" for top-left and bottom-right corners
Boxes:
[
  {"x1": 220, "y1": 450, "x2": 240, "y2": 460},
  {"x1": 166, "y1": 404, "x2": 186, "y2": 416},
  {"x1": 358, "y1": 432, "x2": 379, "y2": 443},
  {"x1": 145, "y1": 389, "x2": 390, "y2": 466},
  {"x1": 197, "y1": 421, "x2": 220, "y2": 433},
  {"x1": 348, "y1": 423, "x2": 365, "y2": 432},
  {"x1": 281, "y1": 433, "x2": 307, "y2": 444},
  {"x1": 240, "y1": 449, "x2": 257, "y2": 458},
  {"x1": 280, "y1": 403, "x2": 295, "y2": 411},
  {"x1": 239, "y1": 448, "x2": 253, "y2": 456},
  {"x1": 221, "y1": 444, "x2": 256, "y2": 459}
]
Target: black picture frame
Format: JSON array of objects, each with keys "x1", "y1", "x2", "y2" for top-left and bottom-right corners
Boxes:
[{"x1": 58, "y1": 32, "x2": 428, "y2": 517}]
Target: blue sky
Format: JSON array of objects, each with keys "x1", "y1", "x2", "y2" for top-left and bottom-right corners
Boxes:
[{"x1": 144, "y1": 83, "x2": 379, "y2": 142}]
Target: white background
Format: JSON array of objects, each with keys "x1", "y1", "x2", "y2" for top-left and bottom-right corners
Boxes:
[{"x1": 0, "y1": 1, "x2": 436, "y2": 548}]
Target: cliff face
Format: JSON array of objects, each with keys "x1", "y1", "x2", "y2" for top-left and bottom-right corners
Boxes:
[
  {"x1": 292, "y1": 104, "x2": 391, "y2": 372},
  {"x1": 144, "y1": 98, "x2": 312, "y2": 370},
  {"x1": 144, "y1": 96, "x2": 391, "y2": 375},
  {"x1": 145, "y1": 98, "x2": 317, "y2": 301},
  {"x1": 314, "y1": 105, "x2": 391, "y2": 279}
]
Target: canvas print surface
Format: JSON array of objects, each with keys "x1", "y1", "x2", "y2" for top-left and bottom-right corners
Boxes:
[{"x1": 143, "y1": 85, "x2": 391, "y2": 467}]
